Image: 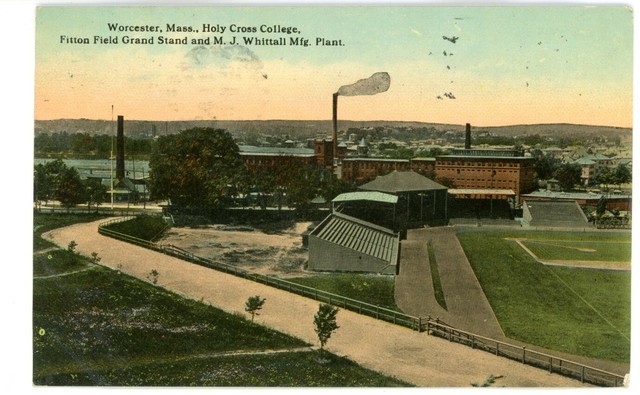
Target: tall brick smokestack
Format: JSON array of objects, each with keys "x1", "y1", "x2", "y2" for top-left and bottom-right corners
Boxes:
[
  {"x1": 465, "y1": 123, "x2": 471, "y2": 150},
  {"x1": 116, "y1": 115, "x2": 125, "y2": 180},
  {"x1": 332, "y1": 93, "x2": 338, "y2": 159}
]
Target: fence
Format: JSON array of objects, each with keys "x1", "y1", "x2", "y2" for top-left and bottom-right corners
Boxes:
[
  {"x1": 423, "y1": 320, "x2": 625, "y2": 387},
  {"x1": 97, "y1": 217, "x2": 627, "y2": 387}
]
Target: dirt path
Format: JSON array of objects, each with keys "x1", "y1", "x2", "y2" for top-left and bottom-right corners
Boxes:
[
  {"x1": 43, "y1": 219, "x2": 593, "y2": 387},
  {"x1": 510, "y1": 238, "x2": 631, "y2": 271}
]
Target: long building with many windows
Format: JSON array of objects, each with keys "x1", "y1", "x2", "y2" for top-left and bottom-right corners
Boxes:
[{"x1": 434, "y1": 148, "x2": 536, "y2": 200}]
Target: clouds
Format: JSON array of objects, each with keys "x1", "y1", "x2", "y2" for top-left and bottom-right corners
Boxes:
[{"x1": 184, "y1": 45, "x2": 264, "y2": 71}]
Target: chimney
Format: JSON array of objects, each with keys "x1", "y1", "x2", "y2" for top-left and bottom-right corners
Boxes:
[
  {"x1": 116, "y1": 115, "x2": 125, "y2": 180},
  {"x1": 465, "y1": 123, "x2": 471, "y2": 150},
  {"x1": 332, "y1": 92, "x2": 338, "y2": 161}
]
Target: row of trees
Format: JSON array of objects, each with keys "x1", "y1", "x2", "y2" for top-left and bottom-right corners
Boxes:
[
  {"x1": 34, "y1": 159, "x2": 107, "y2": 211},
  {"x1": 532, "y1": 152, "x2": 631, "y2": 191},
  {"x1": 35, "y1": 132, "x2": 154, "y2": 158},
  {"x1": 148, "y1": 128, "x2": 355, "y2": 209}
]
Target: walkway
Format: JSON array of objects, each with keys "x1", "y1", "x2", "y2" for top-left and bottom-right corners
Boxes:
[
  {"x1": 396, "y1": 227, "x2": 504, "y2": 339},
  {"x1": 43, "y1": 219, "x2": 592, "y2": 387}
]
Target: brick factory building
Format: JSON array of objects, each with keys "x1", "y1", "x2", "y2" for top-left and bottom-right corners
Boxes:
[
  {"x1": 239, "y1": 123, "x2": 536, "y2": 210},
  {"x1": 434, "y1": 148, "x2": 536, "y2": 201}
]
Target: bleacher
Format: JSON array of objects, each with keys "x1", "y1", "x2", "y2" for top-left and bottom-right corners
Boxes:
[{"x1": 522, "y1": 200, "x2": 591, "y2": 228}]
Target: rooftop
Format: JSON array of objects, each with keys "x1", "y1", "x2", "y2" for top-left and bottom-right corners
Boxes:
[
  {"x1": 238, "y1": 145, "x2": 315, "y2": 156},
  {"x1": 310, "y1": 212, "x2": 399, "y2": 264},
  {"x1": 332, "y1": 191, "x2": 399, "y2": 205},
  {"x1": 359, "y1": 170, "x2": 447, "y2": 193}
]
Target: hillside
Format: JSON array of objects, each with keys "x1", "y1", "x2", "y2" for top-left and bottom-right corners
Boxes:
[{"x1": 34, "y1": 119, "x2": 631, "y2": 142}]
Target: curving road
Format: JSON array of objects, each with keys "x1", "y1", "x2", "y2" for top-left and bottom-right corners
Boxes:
[{"x1": 43, "y1": 219, "x2": 591, "y2": 387}]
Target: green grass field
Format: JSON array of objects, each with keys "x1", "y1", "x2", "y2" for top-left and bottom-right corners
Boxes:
[
  {"x1": 288, "y1": 273, "x2": 400, "y2": 311},
  {"x1": 456, "y1": 228, "x2": 631, "y2": 363},
  {"x1": 520, "y1": 239, "x2": 631, "y2": 262},
  {"x1": 33, "y1": 213, "x2": 106, "y2": 251}
]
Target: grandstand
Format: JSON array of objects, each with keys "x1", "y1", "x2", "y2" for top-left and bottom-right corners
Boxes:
[
  {"x1": 307, "y1": 212, "x2": 400, "y2": 274},
  {"x1": 521, "y1": 200, "x2": 591, "y2": 228}
]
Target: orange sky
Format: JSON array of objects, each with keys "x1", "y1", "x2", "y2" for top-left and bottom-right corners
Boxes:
[{"x1": 35, "y1": 6, "x2": 633, "y2": 128}]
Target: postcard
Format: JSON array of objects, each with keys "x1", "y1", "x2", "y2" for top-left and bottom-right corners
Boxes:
[{"x1": 32, "y1": 3, "x2": 632, "y2": 389}]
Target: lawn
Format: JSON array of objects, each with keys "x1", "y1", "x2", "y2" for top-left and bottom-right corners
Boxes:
[
  {"x1": 520, "y1": 239, "x2": 631, "y2": 262},
  {"x1": 33, "y1": 212, "x2": 106, "y2": 251},
  {"x1": 288, "y1": 273, "x2": 400, "y2": 311},
  {"x1": 456, "y1": 228, "x2": 631, "y2": 363},
  {"x1": 33, "y1": 264, "x2": 410, "y2": 386},
  {"x1": 33, "y1": 249, "x2": 93, "y2": 277},
  {"x1": 38, "y1": 351, "x2": 409, "y2": 386}
]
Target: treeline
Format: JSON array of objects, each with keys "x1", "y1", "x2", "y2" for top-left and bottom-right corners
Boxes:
[
  {"x1": 34, "y1": 132, "x2": 155, "y2": 158},
  {"x1": 34, "y1": 159, "x2": 108, "y2": 211},
  {"x1": 148, "y1": 128, "x2": 355, "y2": 210}
]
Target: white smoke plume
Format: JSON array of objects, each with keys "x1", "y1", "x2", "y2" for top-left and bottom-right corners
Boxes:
[{"x1": 336, "y1": 72, "x2": 390, "y2": 96}]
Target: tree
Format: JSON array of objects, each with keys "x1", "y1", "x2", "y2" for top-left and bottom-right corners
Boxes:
[
  {"x1": 613, "y1": 164, "x2": 632, "y2": 187},
  {"x1": 244, "y1": 295, "x2": 266, "y2": 322},
  {"x1": 84, "y1": 178, "x2": 107, "y2": 212},
  {"x1": 533, "y1": 154, "x2": 561, "y2": 180},
  {"x1": 313, "y1": 303, "x2": 340, "y2": 353},
  {"x1": 553, "y1": 163, "x2": 582, "y2": 191},
  {"x1": 55, "y1": 166, "x2": 85, "y2": 211},
  {"x1": 148, "y1": 128, "x2": 245, "y2": 207},
  {"x1": 595, "y1": 167, "x2": 615, "y2": 190},
  {"x1": 34, "y1": 164, "x2": 54, "y2": 210}
]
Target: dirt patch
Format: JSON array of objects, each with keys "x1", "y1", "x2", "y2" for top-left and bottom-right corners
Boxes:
[{"x1": 158, "y1": 222, "x2": 313, "y2": 277}]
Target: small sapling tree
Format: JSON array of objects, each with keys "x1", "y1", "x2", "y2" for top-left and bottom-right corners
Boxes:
[
  {"x1": 67, "y1": 240, "x2": 78, "y2": 253},
  {"x1": 245, "y1": 295, "x2": 266, "y2": 322},
  {"x1": 147, "y1": 269, "x2": 159, "y2": 285},
  {"x1": 314, "y1": 303, "x2": 340, "y2": 356}
]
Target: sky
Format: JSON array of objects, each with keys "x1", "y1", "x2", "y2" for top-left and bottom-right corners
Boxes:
[{"x1": 33, "y1": 5, "x2": 633, "y2": 127}]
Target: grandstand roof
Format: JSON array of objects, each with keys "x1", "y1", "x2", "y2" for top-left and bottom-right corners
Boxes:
[
  {"x1": 359, "y1": 170, "x2": 447, "y2": 193},
  {"x1": 310, "y1": 212, "x2": 399, "y2": 263},
  {"x1": 332, "y1": 191, "x2": 398, "y2": 204}
]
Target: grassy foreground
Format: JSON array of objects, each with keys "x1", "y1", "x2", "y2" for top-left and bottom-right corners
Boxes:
[
  {"x1": 456, "y1": 228, "x2": 631, "y2": 363},
  {"x1": 33, "y1": 213, "x2": 411, "y2": 386}
]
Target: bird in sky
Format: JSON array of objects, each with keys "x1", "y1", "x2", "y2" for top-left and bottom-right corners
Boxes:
[{"x1": 443, "y1": 35, "x2": 459, "y2": 43}]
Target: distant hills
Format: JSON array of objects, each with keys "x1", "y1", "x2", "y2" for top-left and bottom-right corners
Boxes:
[{"x1": 34, "y1": 118, "x2": 631, "y2": 142}]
